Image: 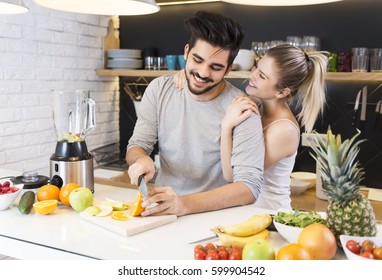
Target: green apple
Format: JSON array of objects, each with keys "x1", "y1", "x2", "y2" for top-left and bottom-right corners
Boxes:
[
  {"x1": 69, "y1": 187, "x2": 94, "y2": 212},
  {"x1": 242, "y1": 239, "x2": 275, "y2": 260}
]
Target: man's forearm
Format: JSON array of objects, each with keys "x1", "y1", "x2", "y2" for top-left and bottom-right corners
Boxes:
[
  {"x1": 181, "y1": 182, "x2": 255, "y2": 215},
  {"x1": 126, "y1": 146, "x2": 150, "y2": 165}
]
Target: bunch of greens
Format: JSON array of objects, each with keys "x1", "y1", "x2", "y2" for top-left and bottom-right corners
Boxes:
[{"x1": 274, "y1": 209, "x2": 326, "y2": 228}]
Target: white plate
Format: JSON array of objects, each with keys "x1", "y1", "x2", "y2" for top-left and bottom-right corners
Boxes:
[
  {"x1": 107, "y1": 58, "x2": 143, "y2": 69},
  {"x1": 107, "y1": 49, "x2": 142, "y2": 59}
]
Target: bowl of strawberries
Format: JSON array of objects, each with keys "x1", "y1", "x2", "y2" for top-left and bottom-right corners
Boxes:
[{"x1": 0, "y1": 178, "x2": 23, "y2": 211}]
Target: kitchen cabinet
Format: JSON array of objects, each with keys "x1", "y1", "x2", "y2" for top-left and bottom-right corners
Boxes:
[{"x1": 96, "y1": 69, "x2": 382, "y2": 81}]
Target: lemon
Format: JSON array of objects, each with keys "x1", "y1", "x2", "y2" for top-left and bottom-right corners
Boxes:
[
  {"x1": 33, "y1": 200, "x2": 58, "y2": 215},
  {"x1": 111, "y1": 211, "x2": 130, "y2": 221}
]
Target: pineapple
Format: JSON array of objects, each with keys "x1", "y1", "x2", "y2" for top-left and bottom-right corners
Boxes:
[{"x1": 309, "y1": 128, "x2": 377, "y2": 247}]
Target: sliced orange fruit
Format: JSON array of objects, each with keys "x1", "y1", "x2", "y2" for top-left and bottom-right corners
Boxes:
[
  {"x1": 33, "y1": 200, "x2": 58, "y2": 215},
  {"x1": 130, "y1": 192, "x2": 145, "y2": 217},
  {"x1": 111, "y1": 211, "x2": 130, "y2": 221}
]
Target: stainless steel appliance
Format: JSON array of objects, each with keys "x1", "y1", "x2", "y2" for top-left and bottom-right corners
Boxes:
[{"x1": 50, "y1": 90, "x2": 96, "y2": 191}]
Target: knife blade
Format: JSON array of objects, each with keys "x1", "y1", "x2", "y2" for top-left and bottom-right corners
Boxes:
[
  {"x1": 352, "y1": 89, "x2": 361, "y2": 126},
  {"x1": 359, "y1": 86, "x2": 368, "y2": 133},
  {"x1": 375, "y1": 100, "x2": 381, "y2": 128},
  {"x1": 138, "y1": 174, "x2": 149, "y2": 197}
]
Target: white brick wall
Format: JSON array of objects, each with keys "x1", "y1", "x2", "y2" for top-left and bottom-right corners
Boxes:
[{"x1": 0, "y1": 1, "x2": 120, "y2": 177}]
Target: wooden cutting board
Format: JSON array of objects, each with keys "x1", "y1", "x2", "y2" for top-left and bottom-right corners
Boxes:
[
  {"x1": 80, "y1": 212, "x2": 177, "y2": 237},
  {"x1": 103, "y1": 19, "x2": 120, "y2": 69}
]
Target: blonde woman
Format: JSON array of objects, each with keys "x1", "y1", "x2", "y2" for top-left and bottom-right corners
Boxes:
[{"x1": 174, "y1": 44, "x2": 328, "y2": 210}]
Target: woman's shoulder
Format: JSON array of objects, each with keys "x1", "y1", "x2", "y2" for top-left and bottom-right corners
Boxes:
[{"x1": 263, "y1": 118, "x2": 299, "y2": 132}]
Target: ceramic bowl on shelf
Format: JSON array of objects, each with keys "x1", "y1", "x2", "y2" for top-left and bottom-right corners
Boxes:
[
  {"x1": 0, "y1": 178, "x2": 23, "y2": 211},
  {"x1": 290, "y1": 178, "x2": 311, "y2": 195},
  {"x1": 290, "y1": 171, "x2": 316, "y2": 188},
  {"x1": 340, "y1": 235, "x2": 382, "y2": 260},
  {"x1": 232, "y1": 49, "x2": 256, "y2": 71}
]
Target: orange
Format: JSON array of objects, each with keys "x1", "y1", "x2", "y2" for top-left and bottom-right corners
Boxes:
[
  {"x1": 130, "y1": 192, "x2": 145, "y2": 216},
  {"x1": 276, "y1": 243, "x2": 311, "y2": 260},
  {"x1": 59, "y1": 183, "x2": 81, "y2": 206},
  {"x1": 298, "y1": 223, "x2": 337, "y2": 260},
  {"x1": 37, "y1": 184, "x2": 60, "y2": 201},
  {"x1": 33, "y1": 200, "x2": 58, "y2": 215},
  {"x1": 111, "y1": 211, "x2": 130, "y2": 221}
]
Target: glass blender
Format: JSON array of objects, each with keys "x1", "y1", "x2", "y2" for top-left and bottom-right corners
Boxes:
[{"x1": 50, "y1": 90, "x2": 96, "y2": 192}]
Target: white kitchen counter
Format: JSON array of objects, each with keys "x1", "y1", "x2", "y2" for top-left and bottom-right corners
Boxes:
[{"x1": 0, "y1": 168, "x2": 379, "y2": 260}]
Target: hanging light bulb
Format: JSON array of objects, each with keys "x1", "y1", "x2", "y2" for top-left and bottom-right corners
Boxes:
[
  {"x1": 0, "y1": 0, "x2": 29, "y2": 14},
  {"x1": 221, "y1": 0, "x2": 344, "y2": 6},
  {"x1": 33, "y1": 0, "x2": 160, "y2": 15}
]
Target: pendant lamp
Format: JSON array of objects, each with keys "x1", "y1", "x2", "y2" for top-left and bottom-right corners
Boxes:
[
  {"x1": 0, "y1": 0, "x2": 28, "y2": 14},
  {"x1": 33, "y1": 0, "x2": 160, "y2": 15},
  {"x1": 221, "y1": 0, "x2": 344, "y2": 6}
]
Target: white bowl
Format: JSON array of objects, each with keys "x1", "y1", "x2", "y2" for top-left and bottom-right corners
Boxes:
[
  {"x1": 290, "y1": 178, "x2": 311, "y2": 195},
  {"x1": 290, "y1": 171, "x2": 316, "y2": 188},
  {"x1": 340, "y1": 235, "x2": 382, "y2": 260},
  {"x1": 0, "y1": 178, "x2": 23, "y2": 210},
  {"x1": 232, "y1": 49, "x2": 256, "y2": 71},
  {"x1": 273, "y1": 221, "x2": 303, "y2": 243},
  {"x1": 273, "y1": 211, "x2": 327, "y2": 243}
]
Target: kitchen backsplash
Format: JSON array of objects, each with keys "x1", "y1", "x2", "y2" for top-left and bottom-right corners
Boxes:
[{"x1": 0, "y1": 0, "x2": 120, "y2": 176}]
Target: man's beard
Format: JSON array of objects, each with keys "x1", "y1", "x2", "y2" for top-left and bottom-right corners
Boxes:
[{"x1": 186, "y1": 70, "x2": 221, "y2": 96}]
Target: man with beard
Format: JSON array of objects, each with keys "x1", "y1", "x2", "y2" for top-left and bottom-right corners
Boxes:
[{"x1": 126, "y1": 11, "x2": 264, "y2": 216}]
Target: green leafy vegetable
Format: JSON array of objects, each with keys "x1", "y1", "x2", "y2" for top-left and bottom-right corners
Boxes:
[{"x1": 274, "y1": 209, "x2": 326, "y2": 228}]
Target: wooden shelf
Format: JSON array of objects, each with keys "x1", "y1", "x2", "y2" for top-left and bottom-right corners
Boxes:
[{"x1": 96, "y1": 69, "x2": 382, "y2": 81}]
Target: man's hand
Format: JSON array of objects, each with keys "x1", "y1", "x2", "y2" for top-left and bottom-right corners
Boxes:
[
  {"x1": 141, "y1": 186, "x2": 186, "y2": 216},
  {"x1": 128, "y1": 155, "x2": 155, "y2": 185}
]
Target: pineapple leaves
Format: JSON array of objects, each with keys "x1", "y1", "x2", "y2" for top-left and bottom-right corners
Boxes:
[{"x1": 308, "y1": 128, "x2": 366, "y2": 200}]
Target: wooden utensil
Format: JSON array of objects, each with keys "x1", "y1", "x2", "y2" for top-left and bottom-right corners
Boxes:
[{"x1": 103, "y1": 19, "x2": 120, "y2": 69}]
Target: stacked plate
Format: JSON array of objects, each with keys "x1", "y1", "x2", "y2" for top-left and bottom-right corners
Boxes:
[{"x1": 107, "y1": 49, "x2": 143, "y2": 69}]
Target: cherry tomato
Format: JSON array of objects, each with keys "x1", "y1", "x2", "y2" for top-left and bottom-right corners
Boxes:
[
  {"x1": 372, "y1": 247, "x2": 382, "y2": 260},
  {"x1": 346, "y1": 240, "x2": 361, "y2": 255},
  {"x1": 218, "y1": 248, "x2": 229, "y2": 260},
  {"x1": 362, "y1": 244, "x2": 376, "y2": 253},
  {"x1": 194, "y1": 245, "x2": 204, "y2": 253},
  {"x1": 360, "y1": 251, "x2": 375, "y2": 259},
  {"x1": 204, "y1": 243, "x2": 216, "y2": 251},
  {"x1": 194, "y1": 249, "x2": 206, "y2": 260},
  {"x1": 228, "y1": 247, "x2": 242, "y2": 260},
  {"x1": 361, "y1": 240, "x2": 375, "y2": 249},
  {"x1": 205, "y1": 250, "x2": 219, "y2": 260}
]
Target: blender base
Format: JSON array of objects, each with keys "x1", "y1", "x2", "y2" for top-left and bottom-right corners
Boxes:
[{"x1": 50, "y1": 158, "x2": 94, "y2": 192}]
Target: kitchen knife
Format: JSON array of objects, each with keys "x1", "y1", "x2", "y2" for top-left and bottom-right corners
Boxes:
[
  {"x1": 352, "y1": 89, "x2": 361, "y2": 127},
  {"x1": 359, "y1": 85, "x2": 368, "y2": 134},
  {"x1": 379, "y1": 99, "x2": 382, "y2": 131},
  {"x1": 138, "y1": 174, "x2": 149, "y2": 197},
  {"x1": 374, "y1": 100, "x2": 381, "y2": 129}
]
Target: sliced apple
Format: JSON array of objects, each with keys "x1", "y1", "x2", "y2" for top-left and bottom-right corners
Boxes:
[
  {"x1": 83, "y1": 205, "x2": 101, "y2": 216},
  {"x1": 95, "y1": 205, "x2": 113, "y2": 217},
  {"x1": 102, "y1": 197, "x2": 129, "y2": 211}
]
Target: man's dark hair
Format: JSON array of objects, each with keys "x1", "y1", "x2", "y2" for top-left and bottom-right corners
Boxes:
[{"x1": 184, "y1": 11, "x2": 244, "y2": 66}]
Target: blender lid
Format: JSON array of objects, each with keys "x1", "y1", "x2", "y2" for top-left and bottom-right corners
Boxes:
[{"x1": 11, "y1": 175, "x2": 50, "y2": 189}]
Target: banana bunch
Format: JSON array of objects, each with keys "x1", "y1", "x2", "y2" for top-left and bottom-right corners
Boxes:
[{"x1": 211, "y1": 214, "x2": 272, "y2": 249}]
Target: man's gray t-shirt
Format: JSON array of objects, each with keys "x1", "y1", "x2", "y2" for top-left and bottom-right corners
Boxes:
[{"x1": 127, "y1": 75, "x2": 264, "y2": 199}]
